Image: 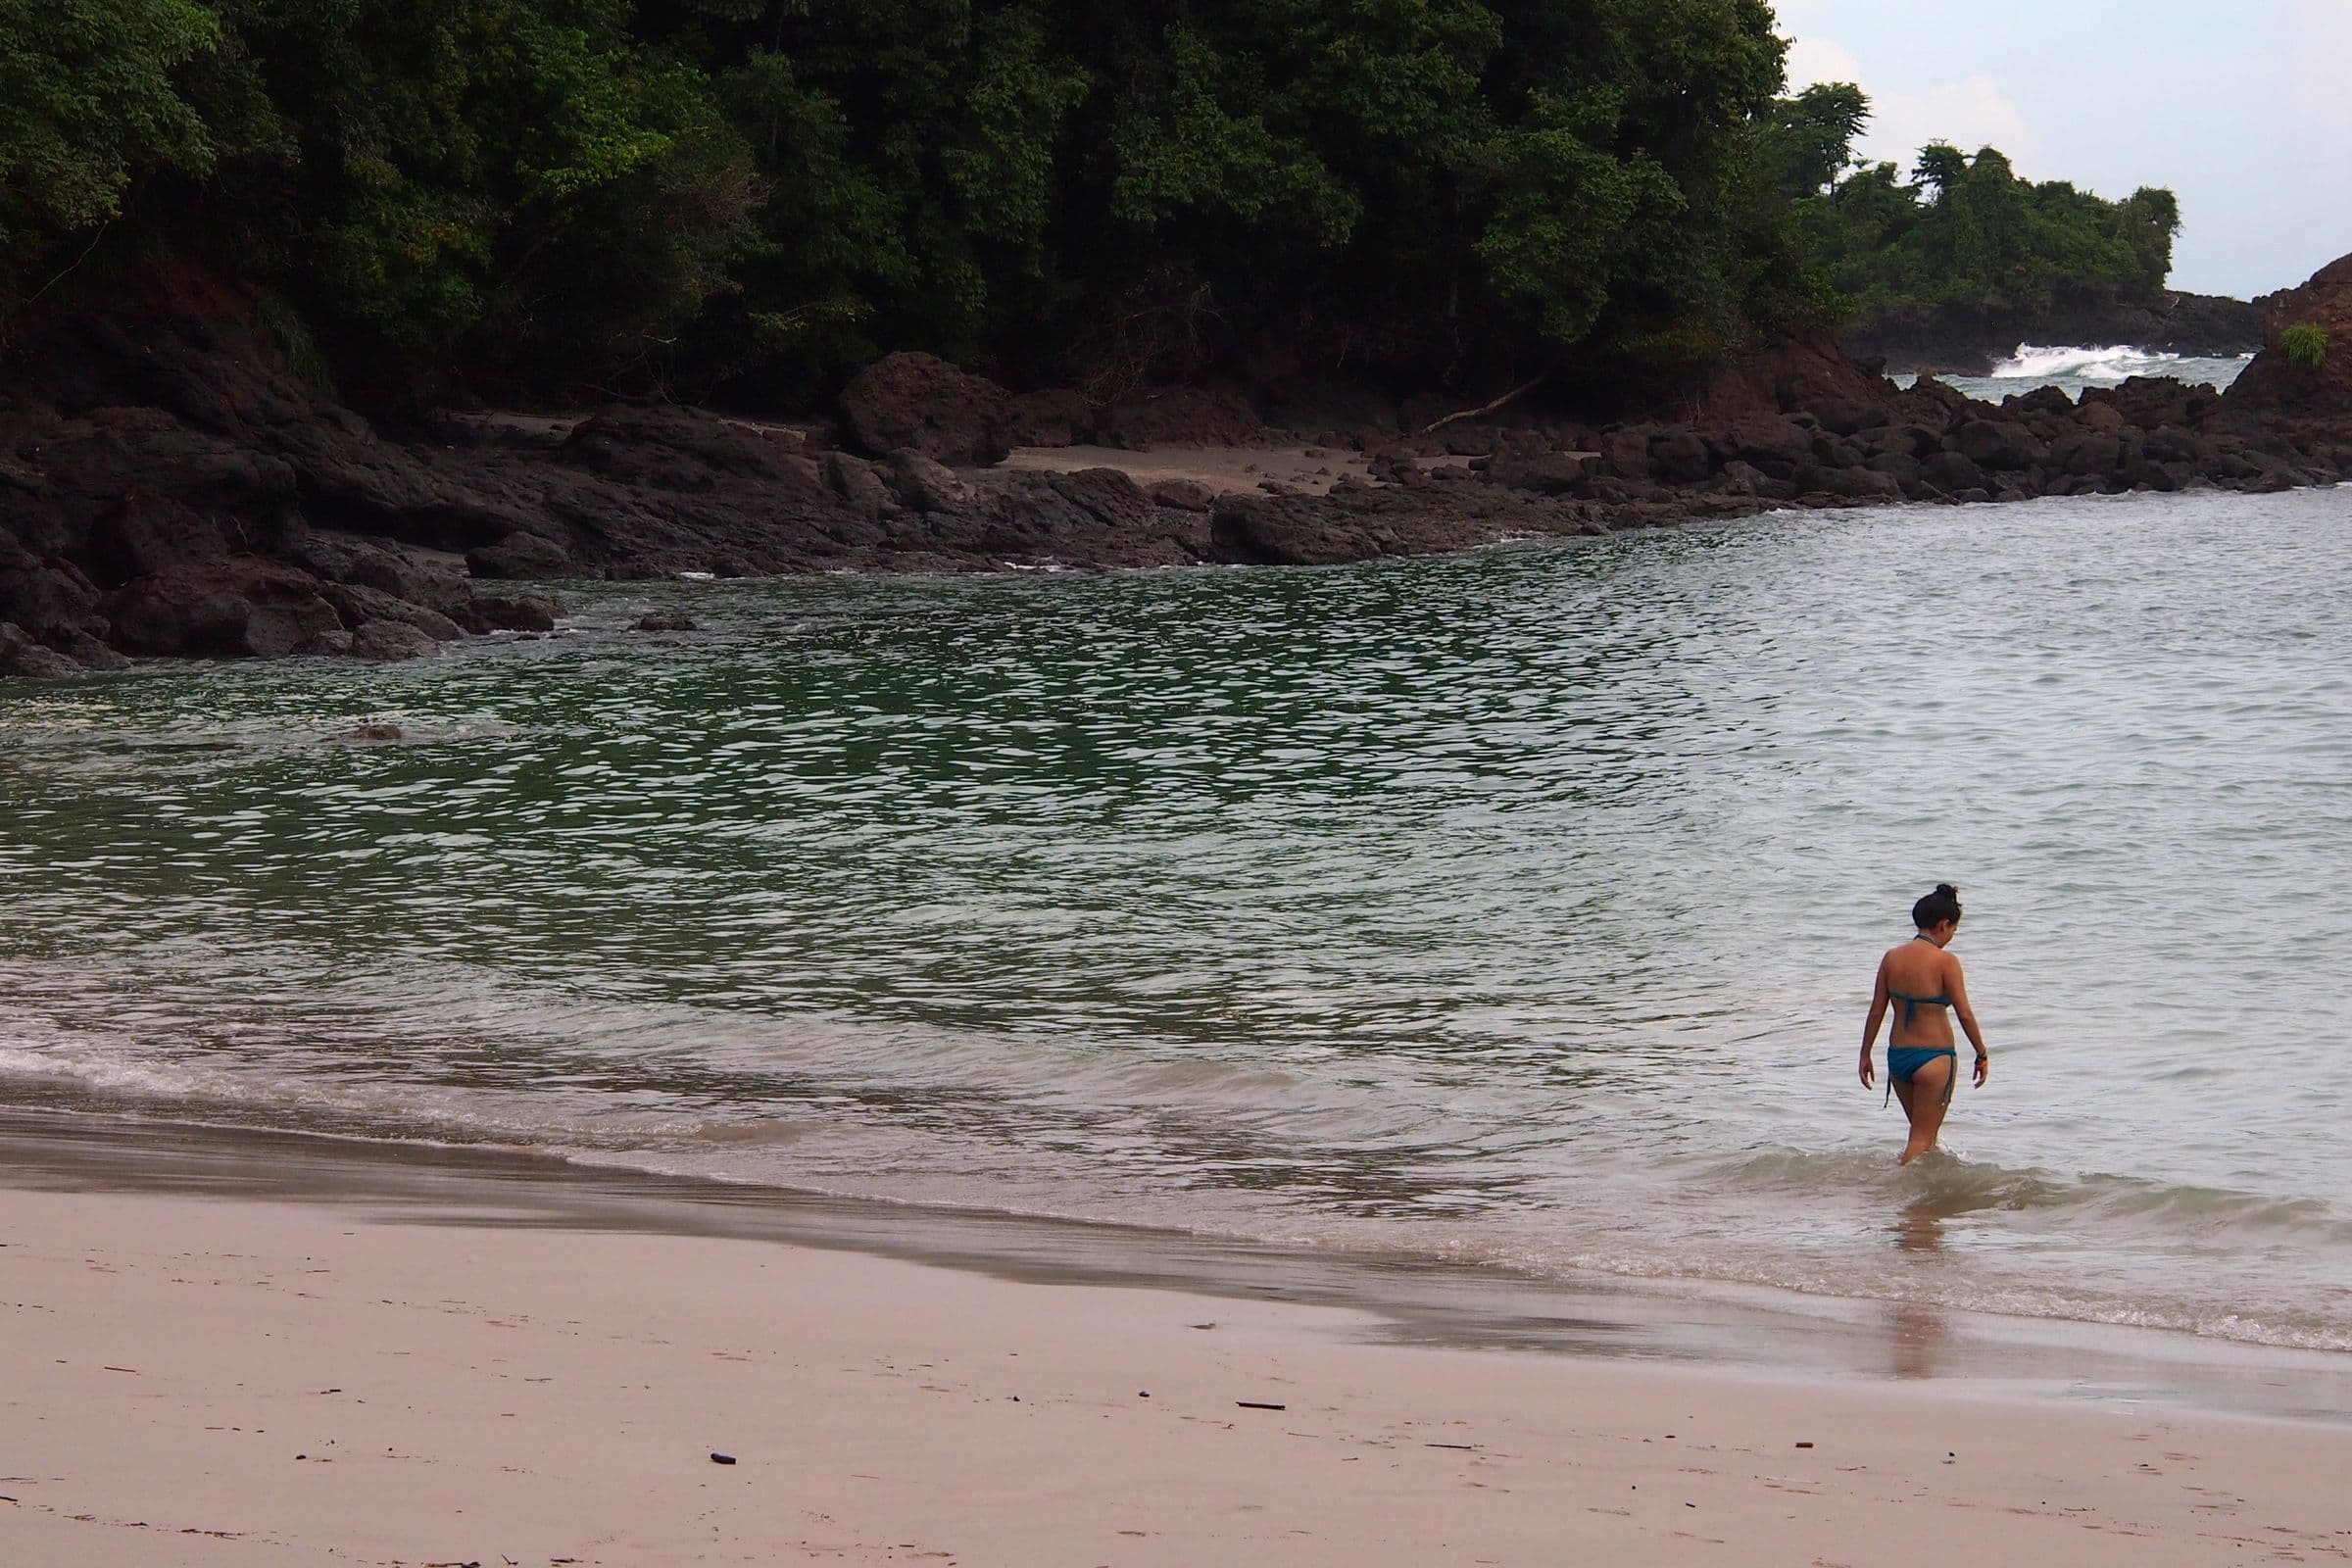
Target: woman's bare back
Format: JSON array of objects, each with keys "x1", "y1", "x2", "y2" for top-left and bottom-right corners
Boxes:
[{"x1": 1879, "y1": 939, "x2": 1958, "y2": 1048}]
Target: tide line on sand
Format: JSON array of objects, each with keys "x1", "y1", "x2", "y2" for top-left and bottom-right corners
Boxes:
[{"x1": 4, "y1": 1181, "x2": 2346, "y2": 1567}]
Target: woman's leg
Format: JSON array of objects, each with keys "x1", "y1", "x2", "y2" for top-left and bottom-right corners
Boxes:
[{"x1": 1895, "y1": 1055, "x2": 1954, "y2": 1164}]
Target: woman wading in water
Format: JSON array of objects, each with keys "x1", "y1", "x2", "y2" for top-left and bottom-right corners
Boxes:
[{"x1": 1860, "y1": 884, "x2": 1989, "y2": 1164}]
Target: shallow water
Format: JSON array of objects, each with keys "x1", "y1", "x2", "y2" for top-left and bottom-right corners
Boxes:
[{"x1": 4, "y1": 486, "x2": 2349, "y2": 1352}]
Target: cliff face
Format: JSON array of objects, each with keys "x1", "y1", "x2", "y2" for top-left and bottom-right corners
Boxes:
[
  {"x1": 1844, "y1": 290, "x2": 2267, "y2": 374},
  {"x1": 2229, "y1": 253, "x2": 2352, "y2": 423}
]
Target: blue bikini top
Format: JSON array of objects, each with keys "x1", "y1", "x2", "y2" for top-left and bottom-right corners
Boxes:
[{"x1": 1887, "y1": 935, "x2": 1951, "y2": 1027}]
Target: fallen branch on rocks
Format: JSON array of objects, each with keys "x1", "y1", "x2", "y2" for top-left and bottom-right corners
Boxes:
[{"x1": 1421, "y1": 367, "x2": 1553, "y2": 434}]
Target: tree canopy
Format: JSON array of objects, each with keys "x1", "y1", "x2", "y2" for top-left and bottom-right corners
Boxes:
[
  {"x1": 1767, "y1": 82, "x2": 2179, "y2": 328},
  {"x1": 0, "y1": 3, "x2": 2177, "y2": 402}
]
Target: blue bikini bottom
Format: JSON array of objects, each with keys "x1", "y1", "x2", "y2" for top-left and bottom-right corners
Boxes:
[{"x1": 1886, "y1": 1046, "x2": 1956, "y2": 1108}]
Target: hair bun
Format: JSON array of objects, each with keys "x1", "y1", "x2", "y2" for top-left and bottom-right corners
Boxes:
[{"x1": 1935, "y1": 883, "x2": 1958, "y2": 898}]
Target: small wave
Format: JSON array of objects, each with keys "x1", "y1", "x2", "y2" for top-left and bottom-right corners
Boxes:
[
  {"x1": 1713, "y1": 1145, "x2": 2352, "y2": 1243},
  {"x1": 1991, "y1": 344, "x2": 2181, "y2": 382}
]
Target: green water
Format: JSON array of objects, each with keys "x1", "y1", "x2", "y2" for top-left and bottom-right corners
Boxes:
[{"x1": 4, "y1": 487, "x2": 2349, "y2": 1350}]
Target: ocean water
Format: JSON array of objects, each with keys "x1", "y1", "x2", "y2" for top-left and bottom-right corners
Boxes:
[
  {"x1": 1926, "y1": 343, "x2": 2252, "y2": 403},
  {"x1": 3, "y1": 487, "x2": 2349, "y2": 1356}
]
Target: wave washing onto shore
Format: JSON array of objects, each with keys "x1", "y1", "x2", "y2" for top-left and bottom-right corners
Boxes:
[
  {"x1": 1993, "y1": 344, "x2": 2191, "y2": 381},
  {"x1": 1936, "y1": 343, "x2": 2254, "y2": 402},
  {"x1": 3, "y1": 488, "x2": 2349, "y2": 1357}
]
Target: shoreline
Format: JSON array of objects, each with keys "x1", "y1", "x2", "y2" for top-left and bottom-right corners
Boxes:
[
  {"x1": 9, "y1": 262, "x2": 2350, "y2": 678},
  {"x1": 6, "y1": 1104, "x2": 2347, "y2": 1429},
  {"x1": 5, "y1": 1108, "x2": 2347, "y2": 1566}
]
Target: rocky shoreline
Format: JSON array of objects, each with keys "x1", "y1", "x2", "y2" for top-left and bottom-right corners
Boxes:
[{"x1": 4, "y1": 263, "x2": 2348, "y2": 681}]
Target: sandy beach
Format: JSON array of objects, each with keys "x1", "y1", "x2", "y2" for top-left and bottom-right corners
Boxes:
[{"x1": 4, "y1": 1136, "x2": 2345, "y2": 1568}]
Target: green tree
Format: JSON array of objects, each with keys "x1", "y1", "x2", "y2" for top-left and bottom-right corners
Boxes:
[
  {"x1": 0, "y1": 0, "x2": 222, "y2": 272},
  {"x1": 1792, "y1": 124, "x2": 2180, "y2": 327}
]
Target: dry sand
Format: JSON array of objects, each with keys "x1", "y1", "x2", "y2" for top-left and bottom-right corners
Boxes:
[{"x1": 4, "y1": 1182, "x2": 2345, "y2": 1567}]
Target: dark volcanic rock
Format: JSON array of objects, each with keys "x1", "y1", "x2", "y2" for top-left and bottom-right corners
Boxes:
[
  {"x1": 1920, "y1": 452, "x2": 1984, "y2": 495},
  {"x1": 467, "y1": 530, "x2": 571, "y2": 579},
  {"x1": 350, "y1": 619, "x2": 441, "y2": 662},
  {"x1": 2230, "y1": 252, "x2": 2352, "y2": 424},
  {"x1": 1146, "y1": 478, "x2": 1218, "y2": 512},
  {"x1": 106, "y1": 558, "x2": 349, "y2": 659},
  {"x1": 3, "y1": 264, "x2": 2341, "y2": 679},
  {"x1": 558, "y1": 407, "x2": 826, "y2": 496},
  {"x1": 318, "y1": 581, "x2": 464, "y2": 643},
  {"x1": 1953, "y1": 419, "x2": 2050, "y2": 470},
  {"x1": 887, "y1": 450, "x2": 971, "y2": 514},
  {"x1": 837, "y1": 352, "x2": 1015, "y2": 466},
  {"x1": 468, "y1": 594, "x2": 564, "y2": 634},
  {"x1": 0, "y1": 621, "x2": 80, "y2": 679},
  {"x1": 823, "y1": 451, "x2": 896, "y2": 516},
  {"x1": 1485, "y1": 452, "x2": 1595, "y2": 496},
  {"x1": 1649, "y1": 430, "x2": 1714, "y2": 483},
  {"x1": 93, "y1": 496, "x2": 228, "y2": 581},
  {"x1": 1042, "y1": 468, "x2": 1155, "y2": 533}
]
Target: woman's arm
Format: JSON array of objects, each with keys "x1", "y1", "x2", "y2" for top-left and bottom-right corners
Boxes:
[
  {"x1": 1947, "y1": 956, "x2": 1989, "y2": 1086},
  {"x1": 1859, "y1": 957, "x2": 1889, "y2": 1088}
]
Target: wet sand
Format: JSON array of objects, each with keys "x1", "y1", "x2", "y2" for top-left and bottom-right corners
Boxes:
[{"x1": 3, "y1": 1110, "x2": 2345, "y2": 1566}]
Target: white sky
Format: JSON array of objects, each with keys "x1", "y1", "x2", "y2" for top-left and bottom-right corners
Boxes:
[{"x1": 1776, "y1": 0, "x2": 2352, "y2": 298}]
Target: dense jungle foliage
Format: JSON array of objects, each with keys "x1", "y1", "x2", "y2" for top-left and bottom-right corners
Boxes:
[
  {"x1": 0, "y1": 1, "x2": 2176, "y2": 402},
  {"x1": 1769, "y1": 83, "x2": 2180, "y2": 330}
]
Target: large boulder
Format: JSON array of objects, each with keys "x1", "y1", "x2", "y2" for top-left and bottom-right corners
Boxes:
[
  {"x1": 1952, "y1": 419, "x2": 2049, "y2": 471},
  {"x1": 0, "y1": 531, "x2": 103, "y2": 647},
  {"x1": 837, "y1": 352, "x2": 1015, "y2": 466},
  {"x1": 1039, "y1": 467, "x2": 1155, "y2": 533},
  {"x1": 1649, "y1": 429, "x2": 1714, "y2": 484},
  {"x1": 105, "y1": 559, "x2": 350, "y2": 660},
  {"x1": 558, "y1": 406, "x2": 830, "y2": 495},
  {"x1": 822, "y1": 451, "x2": 895, "y2": 517},
  {"x1": 1485, "y1": 452, "x2": 1595, "y2": 496},
  {"x1": 886, "y1": 450, "x2": 972, "y2": 514},
  {"x1": 466, "y1": 530, "x2": 572, "y2": 580},
  {"x1": 0, "y1": 621, "x2": 81, "y2": 678},
  {"x1": 317, "y1": 581, "x2": 465, "y2": 643},
  {"x1": 1712, "y1": 416, "x2": 1815, "y2": 469},
  {"x1": 2048, "y1": 430, "x2": 2126, "y2": 479},
  {"x1": 2230, "y1": 251, "x2": 2352, "y2": 420},
  {"x1": 92, "y1": 495, "x2": 228, "y2": 581},
  {"x1": 1598, "y1": 426, "x2": 1657, "y2": 480},
  {"x1": 1146, "y1": 477, "x2": 1218, "y2": 512},
  {"x1": 1208, "y1": 493, "x2": 1384, "y2": 565},
  {"x1": 1919, "y1": 451, "x2": 1984, "y2": 492},
  {"x1": 1797, "y1": 464, "x2": 1903, "y2": 501},
  {"x1": 349, "y1": 619, "x2": 442, "y2": 662}
]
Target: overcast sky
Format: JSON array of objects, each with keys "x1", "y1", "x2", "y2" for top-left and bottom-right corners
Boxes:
[{"x1": 1777, "y1": 0, "x2": 2352, "y2": 299}]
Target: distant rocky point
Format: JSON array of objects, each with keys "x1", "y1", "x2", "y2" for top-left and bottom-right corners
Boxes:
[
  {"x1": 4, "y1": 258, "x2": 2349, "y2": 680},
  {"x1": 1843, "y1": 289, "x2": 2267, "y2": 375}
]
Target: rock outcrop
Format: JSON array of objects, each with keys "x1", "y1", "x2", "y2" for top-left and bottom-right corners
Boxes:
[
  {"x1": 837, "y1": 352, "x2": 1015, "y2": 466},
  {"x1": 2229, "y1": 252, "x2": 2352, "y2": 426},
  {"x1": 4, "y1": 266, "x2": 2345, "y2": 680}
]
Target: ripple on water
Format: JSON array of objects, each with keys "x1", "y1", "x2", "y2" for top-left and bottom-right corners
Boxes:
[{"x1": 1, "y1": 488, "x2": 2349, "y2": 1349}]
